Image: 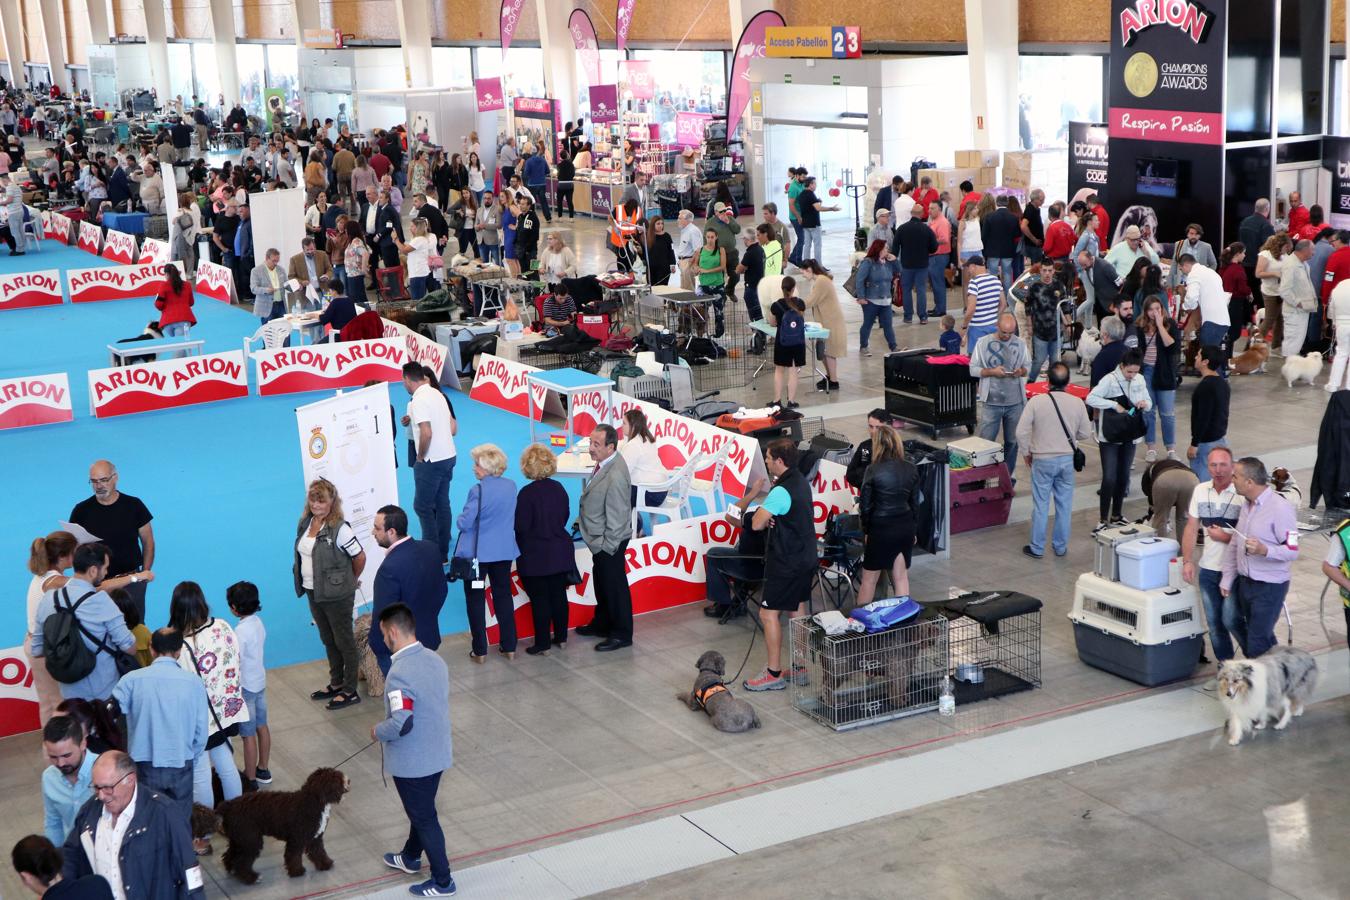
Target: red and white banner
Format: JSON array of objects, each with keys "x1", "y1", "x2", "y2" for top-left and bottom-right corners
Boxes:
[
  {"x1": 68, "y1": 263, "x2": 172, "y2": 303},
  {"x1": 77, "y1": 221, "x2": 102, "y2": 254},
  {"x1": 811, "y1": 458, "x2": 858, "y2": 537},
  {"x1": 88, "y1": 350, "x2": 249, "y2": 418},
  {"x1": 194, "y1": 260, "x2": 235, "y2": 304},
  {"x1": 101, "y1": 229, "x2": 138, "y2": 264},
  {"x1": 0, "y1": 269, "x2": 64, "y2": 310},
  {"x1": 138, "y1": 237, "x2": 171, "y2": 266},
  {"x1": 381, "y1": 318, "x2": 450, "y2": 383},
  {"x1": 0, "y1": 373, "x2": 74, "y2": 431},
  {"x1": 468, "y1": 354, "x2": 549, "y2": 420},
  {"x1": 49, "y1": 212, "x2": 72, "y2": 244},
  {"x1": 39, "y1": 210, "x2": 53, "y2": 239},
  {"x1": 0, "y1": 646, "x2": 40, "y2": 739},
  {"x1": 253, "y1": 338, "x2": 406, "y2": 396}
]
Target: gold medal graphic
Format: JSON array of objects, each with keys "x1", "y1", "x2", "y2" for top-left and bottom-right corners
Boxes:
[{"x1": 1124, "y1": 52, "x2": 1158, "y2": 99}]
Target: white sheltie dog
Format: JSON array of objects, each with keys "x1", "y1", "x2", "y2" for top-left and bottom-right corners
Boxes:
[{"x1": 1217, "y1": 646, "x2": 1318, "y2": 746}]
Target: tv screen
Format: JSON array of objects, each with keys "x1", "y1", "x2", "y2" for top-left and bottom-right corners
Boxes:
[{"x1": 1136, "y1": 158, "x2": 1181, "y2": 198}]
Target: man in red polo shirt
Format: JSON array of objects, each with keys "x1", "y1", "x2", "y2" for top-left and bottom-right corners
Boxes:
[
  {"x1": 1087, "y1": 193, "x2": 1110, "y2": 248},
  {"x1": 1287, "y1": 191, "x2": 1309, "y2": 235},
  {"x1": 1042, "y1": 202, "x2": 1075, "y2": 261},
  {"x1": 912, "y1": 175, "x2": 939, "y2": 219},
  {"x1": 958, "y1": 180, "x2": 982, "y2": 219},
  {"x1": 1321, "y1": 230, "x2": 1350, "y2": 304}
]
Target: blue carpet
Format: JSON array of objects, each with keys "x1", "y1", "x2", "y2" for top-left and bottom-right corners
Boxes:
[{"x1": 2, "y1": 244, "x2": 565, "y2": 668}]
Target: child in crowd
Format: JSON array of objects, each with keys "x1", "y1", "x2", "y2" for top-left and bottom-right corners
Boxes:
[
  {"x1": 938, "y1": 314, "x2": 962, "y2": 355},
  {"x1": 110, "y1": 588, "x2": 152, "y2": 667},
  {"x1": 227, "y1": 581, "x2": 272, "y2": 791}
]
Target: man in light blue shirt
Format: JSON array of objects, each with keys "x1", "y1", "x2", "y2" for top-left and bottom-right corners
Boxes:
[
  {"x1": 111, "y1": 627, "x2": 210, "y2": 831},
  {"x1": 41, "y1": 715, "x2": 99, "y2": 844},
  {"x1": 29, "y1": 542, "x2": 135, "y2": 702}
]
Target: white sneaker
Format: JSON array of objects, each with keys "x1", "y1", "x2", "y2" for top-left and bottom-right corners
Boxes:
[
  {"x1": 861, "y1": 348, "x2": 873, "y2": 357},
  {"x1": 1167, "y1": 449, "x2": 1178, "y2": 461},
  {"x1": 1145, "y1": 449, "x2": 1157, "y2": 463}
]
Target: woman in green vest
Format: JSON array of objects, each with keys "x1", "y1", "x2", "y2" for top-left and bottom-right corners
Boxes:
[{"x1": 696, "y1": 228, "x2": 727, "y2": 336}]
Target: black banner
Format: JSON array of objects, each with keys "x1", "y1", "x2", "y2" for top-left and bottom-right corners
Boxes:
[
  {"x1": 1325, "y1": 137, "x2": 1350, "y2": 229},
  {"x1": 1068, "y1": 122, "x2": 1109, "y2": 201}
]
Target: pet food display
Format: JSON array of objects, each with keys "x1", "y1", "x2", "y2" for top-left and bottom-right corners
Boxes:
[
  {"x1": 1069, "y1": 573, "x2": 1204, "y2": 686},
  {"x1": 1092, "y1": 523, "x2": 1157, "y2": 582},
  {"x1": 1115, "y1": 537, "x2": 1180, "y2": 591}
]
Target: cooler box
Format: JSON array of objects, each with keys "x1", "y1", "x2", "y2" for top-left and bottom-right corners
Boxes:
[
  {"x1": 947, "y1": 436, "x2": 1004, "y2": 468},
  {"x1": 1116, "y1": 537, "x2": 1179, "y2": 591},
  {"x1": 1092, "y1": 523, "x2": 1156, "y2": 581},
  {"x1": 1069, "y1": 573, "x2": 1204, "y2": 686},
  {"x1": 949, "y1": 462, "x2": 1012, "y2": 534},
  {"x1": 103, "y1": 211, "x2": 147, "y2": 234}
]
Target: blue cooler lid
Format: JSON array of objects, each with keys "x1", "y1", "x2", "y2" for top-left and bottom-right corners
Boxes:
[{"x1": 1116, "y1": 537, "x2": 1180, "y2": 560}]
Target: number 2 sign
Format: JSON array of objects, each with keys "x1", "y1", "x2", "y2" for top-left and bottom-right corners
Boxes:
[{"x1": 831, "y1": 26, "x2": 861, "y2": 59}]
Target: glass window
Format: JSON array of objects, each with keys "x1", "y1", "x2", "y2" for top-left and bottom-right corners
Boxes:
[
  {"x1": 430, "y1": 48, "x2": 472, "y2": 88},
  {"x1": 1333, "y1": 59, "x2": 1347, "y2": 136},
  {"x1": 474, "y1": 47, "x2": 545, "y2": 99},
  {"x1": 237, "y1": 43, "x2": 267, "y2": 118},
  {"x1": 1017, "y1": 55, "x2": 1103, "y2": 150},
  {"x1": 167, "y1": 43, "x2": 194, "y2": 109},
  {"x1": 624, "y1": 50, "x2": 727, "y2": 144},
  {"x1": 267, "y1": 43, "x2": 301, "y2": 123},
  {"x1": 191, "y1": 44, "x2": 222, "y2": 113}
]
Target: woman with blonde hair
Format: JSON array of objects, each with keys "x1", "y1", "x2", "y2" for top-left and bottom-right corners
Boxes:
[
  {"x1": 798, "y1": 259, "x2": 846, "y2": 391},
  {"x1": 856, "y1": 425, "x2": 921, "y2": 606},
  {"x1": 1256, "y1": 232, "x2": 1293, "y2": 346},
  {"x1": 456, "y1": 444, "x2": 521, "y2": 661},
  {"x1": 25, "y1": 532, "x2": 80, "y2": 724},
  {"x1": 515, "y1": 444, "x2": 574, "y2": 654},
  {"x1": 292, "y1": 478, "x2": 366, "y2": 710}
]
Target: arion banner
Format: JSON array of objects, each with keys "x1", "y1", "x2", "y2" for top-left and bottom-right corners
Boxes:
[
  {"x1": 727, "y1": 9, "x2": 785, "y2": 142},
  {"x1": 0, "y1": 373, "x2": 75, "y2": 431},
  {"x1": 253, "y1": 339, "x2": 406, "y2": 396},
  {"x1": 0, "y1": 646, "x2": 40, "y2": 739},
  {"x1": 0, "y1": 270, "x2": 64, "y2": 310},
  {"x1": 87, "y1": 350, "x2": 249, "y2": 418},
  {"x1": 138, "y1": 238, "x2": 171, "y2": 266},
  {"x1": 101, "y1": 229, "x2": 137, "y2": 265},
  {"x1": 68, "y1": 263, "x2": 177, "y2": 304},
  {"x1": 569, "y1": 9, "x2": 601, "y2": 86},
  {"x1": 77, "y1": 221, "x2": 102, "y2": 254},
  {"x1": 194, "y1": 260, "x2": 236, "y2": 303}
]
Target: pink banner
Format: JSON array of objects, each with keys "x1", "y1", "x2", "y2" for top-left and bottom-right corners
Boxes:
[
  {"x1": 1108, "y1": 108, "x2": 1223, "y2": 146},
  {"x1": 475, "y1": 77, "x2": 505, "y2": 112},
  {"x1": 727, "y1": 9, "x2": 784, "y2": 142},
  {"x1": 616, "y1": 0, "x2": 636, "y2": 50},
  {"x1": 499, "y1": 0, "x2": 528, "y2": 54},
  {"x1": 621, "y1": 60, "x2": 653, "y2": 100},
  {"x1": 513, "y1": 96, "x2": 553, "y2": 116},
  {"x1": 674, "y1": 112, "x2": 713, "y2": 148},
  {"x1": 589, "y1": 84, "x2": 619, "y2": 124},
  {"x1": 569, "y1": 9, "x2": 601, "y2": 86}
]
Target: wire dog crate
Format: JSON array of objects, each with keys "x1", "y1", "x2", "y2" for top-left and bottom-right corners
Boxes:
[
  {"x1": 944, "y1": 596, "x2": 1042, "y2": 704},
  {"x1": 790, "y1": 612, "x2": 949, "y2": 731}
]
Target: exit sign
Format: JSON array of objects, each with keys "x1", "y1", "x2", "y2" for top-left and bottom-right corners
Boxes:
[
  {"x1": 784, "y1": 73, "x2": 792, "y2": 83},
  {"x1": 832, "y1": 74, "x2": 841, "y2": 85}
]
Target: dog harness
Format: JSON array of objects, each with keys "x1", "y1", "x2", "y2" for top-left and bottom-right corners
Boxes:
[{"x1": 693, "y1": 682, "x2": 729, "y2": 710}]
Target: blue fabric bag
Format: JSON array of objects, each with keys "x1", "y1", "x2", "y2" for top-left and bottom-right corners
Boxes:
[{"x1": 848, "y1": 596, "x2": 921, "y2": 633}]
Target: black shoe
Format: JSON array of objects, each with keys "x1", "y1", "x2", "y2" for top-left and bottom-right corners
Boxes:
[
  {"x1": 704, "y1": 605, "x2": 730, "y2": 617},
  {"x1": 325, "y1": 692, "x2": 361, "y2": 710},
  {"x1": 575, "y1": 625, "x2": 605, "y2": 637},
  {"x1": 595, "y1": 638, "x2": 632, "y2": 652},
  {"x1": 310, "y1": 685, "x2": 341, "y2": 701},
  {"x1": 241, "y1": 777, "x2": 259, "y2": 793},
  {"x1": 1022, "y1": 544, "x2": 1044, "y2": 560},
  {"x1": 525, "y1": 645, "x2": 549, "y2": 656},
  {"x1": 254, "y1": 767, "x2": 273, "y2": 785},
  {"x1": 552, "y1": 640, "x2": 566, "y2": 649},
  {"x1": 786, "y1": 400, "x2": 800, "y2": 409}
]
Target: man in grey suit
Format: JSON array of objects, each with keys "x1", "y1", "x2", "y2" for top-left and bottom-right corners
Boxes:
[
  {"x1": 375, "y1": 603, "x2": 456, "y2": 898},
  {"x1": 250, "y1": 248, "x2": 285, "y2": 323},
  {"x1": 575, "y1": 424, "x2": 634, "y2": 651}
]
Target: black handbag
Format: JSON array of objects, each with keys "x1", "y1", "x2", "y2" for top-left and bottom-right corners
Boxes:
[
  {"x1": 1099, "y1": 373, "x2": 1148, "y2": 445},
  {"x1": 1047, "y1": 392, "x2": 1087, "y2": 472},
  {"x1": 448, "y1": 486, "x2": 482, "y2": 583}
]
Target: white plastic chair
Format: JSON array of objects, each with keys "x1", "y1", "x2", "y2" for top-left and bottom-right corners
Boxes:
[
  {"x1": 21, "y1": 219, "x2": 42, "y2": 252},
  {"x1": 632, "y1": 455, "x2": 700, "y2": 535},
  {"x1": 687, "y1": 441, "x2": 732, "y2": 514},
  {"x1": 243, "y1": 320, "x2": 292, "y2": 357}
]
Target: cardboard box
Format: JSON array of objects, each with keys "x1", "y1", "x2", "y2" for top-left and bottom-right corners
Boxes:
[
  {"x1": 956, "y1": 149, "x2": 1002, "y2": 168},
  {"x1": 978, "y1": 167, "x2": 998, "y2": 185},
  {"x1": 939, "y1": 167, "x2": 980, "y2": 190},
  {"x1": 917, "y1": 168, "x2": 941, "y2": 187}
]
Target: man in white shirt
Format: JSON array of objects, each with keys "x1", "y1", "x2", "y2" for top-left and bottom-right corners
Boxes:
[
  {"x1": 1178, "y1": 254, "x2": 1230, "y2": 369},
  {"x1": 238, "y1": 135, "x2": 266, "y2": 169},
  {"x1": 1277, "y1": 239, "x2": 1317, "y2": 358},
  {"x1": 891, "y1": 181, "x2": 915, "y2": 226},
  {"x1": 402, "y1": 362, "x2": 458, "y2": 565},
  {"x1": 1181, "y1": 446, "x2": 1243, "y2": 687},
  {"x1": 675, "y1": 209, "x2": 703, "y2": 291}
]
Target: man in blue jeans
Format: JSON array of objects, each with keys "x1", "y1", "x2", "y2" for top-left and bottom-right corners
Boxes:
[
  {"x1": 1181, "y1": 446, "x2": 1244, "y2": 687},
  {"x1": 403, "y1": 362, "x2": 457, "y2": 564},
  {"x1": 1178, "y1": 253, "x2": 1230, "y2": 374},
  {"x1": 969, "y1": 313, "x2": 1029, "y2": 480},
  {"x1": 1220, "y1": 457, "x2": 1300, "y2": 658},
  {"x1": 889, "y1": 204, "x2": 937, "y2": 324},
  {"x1": 1015, "y1": 363, "x2": 1092, "y2": 559}
]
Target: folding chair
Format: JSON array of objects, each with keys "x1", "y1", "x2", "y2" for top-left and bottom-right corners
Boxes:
[{"x1": 243, "y1": 320, "x2": 293, "y2": 358}]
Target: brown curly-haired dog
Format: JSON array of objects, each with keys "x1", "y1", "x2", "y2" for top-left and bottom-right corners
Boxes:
[{"x1": 217, "y1": 767, "x2": 350, "y2": 884}]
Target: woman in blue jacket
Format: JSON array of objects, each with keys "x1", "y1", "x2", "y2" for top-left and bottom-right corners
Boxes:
[
  {"x1": 853, "y1": 239, "x2": 898, "y2": 356},
  {"x1": 455, "y1": 443, "x2": 520, "y2": 661}
]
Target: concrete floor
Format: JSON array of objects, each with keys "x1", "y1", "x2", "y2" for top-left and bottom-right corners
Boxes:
[{"x1": 3, "y1": 202, "x2": 1348, "y2": 899}]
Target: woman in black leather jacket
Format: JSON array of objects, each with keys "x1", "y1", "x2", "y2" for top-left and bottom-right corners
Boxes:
[{"x1": 857, "y1": 425, "x2": 920, "y2": 605}]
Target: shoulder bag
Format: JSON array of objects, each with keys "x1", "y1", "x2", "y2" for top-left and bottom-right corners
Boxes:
[
  {"x1": 1100, "y1": 374, "x2": 1148, "y2": 445},
  {"x1": 1048, "y1": 393, "x2": 1087, "y2": 472},
  {"x1": 449, "y1": 486, "x2": 482, "y2": 583}
]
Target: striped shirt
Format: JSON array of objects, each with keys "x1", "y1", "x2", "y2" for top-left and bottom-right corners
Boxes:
[
  {"x1": 1187, "y1": 481, "x2": 1242, "y2": 571},
  {"x1": 967, "y1": 274, "x2": 1004, "y2": 327},
  {"x1": 543, "y1": 294, "x2": 576, "y2": 322}
]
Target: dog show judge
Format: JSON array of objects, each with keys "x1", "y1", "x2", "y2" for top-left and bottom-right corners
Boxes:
[
  {"x1": 575, "y1": 424, "x2": 634, "y2": 651},
  {"x1": 370, "y1": 505, "x2": 447, "y2": 675}
]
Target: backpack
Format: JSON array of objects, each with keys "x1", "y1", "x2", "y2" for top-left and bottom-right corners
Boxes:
[
  {"x1": 41, "y1": 588, "x2": 99, "y2": 683},
  {"x1": 778, "y1": 306, "x2": 806, "y2": 346}
]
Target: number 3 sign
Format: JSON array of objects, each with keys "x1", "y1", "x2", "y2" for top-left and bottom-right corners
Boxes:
[{"x1": 831, "y1": 26, "x2": 861, "y2": 59}]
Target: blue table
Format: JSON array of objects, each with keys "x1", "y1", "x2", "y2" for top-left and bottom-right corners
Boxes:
[
  {"x1": 527, "y1": 367, "x2": 614, "y2": 453},
  {"x1": 104, "y1": 211, "x2": 148, "y2": 235}
]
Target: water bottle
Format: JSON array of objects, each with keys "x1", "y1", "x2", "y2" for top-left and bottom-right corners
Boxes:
[{"x1": 938, "y1": 675, "x2": 955, "y2": 717}]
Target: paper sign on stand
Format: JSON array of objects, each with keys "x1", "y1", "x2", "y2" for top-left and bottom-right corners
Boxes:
[
  {"x1": 68, "y1": 262, "x2": 181, "y2": 304},
  {"x1": 138, "y1": 238, "x2": 171, "y2": 266},
  {"x1": 253, "y1": 339, "x2": 406, "y2": 396},
  {"x1": 0, "y1": 270, "x2": 64, "y2": 310},
  {"x1": 0, "y1": 373, "x2": 75, "y2": 430},
  {"x1": 87, "y1": 350, "x2": 249, "y2": 418},
  {"x1": 194, "y1": 260, "x2": 236, "y2": 303},
  {"x1": 101, "y1": 230, "x2": 138, "y2": 264},
  {"x1": 77, "y1": 221, "x2": 102, "y2": 254}
]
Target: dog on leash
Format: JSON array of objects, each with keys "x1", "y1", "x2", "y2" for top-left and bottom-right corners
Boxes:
[
  {"x1": 1282, "y1": 351, "x2": 1323, "y2": 387},
  {"x1": 1217, "y1": 646, "x2": 1318, "y2": 746},
  {"x1": 677, "y1": 650, "x2": 761, "y2": 732},
  {"x1": 1076, "y1": 328, "x2": 1102, "y2": 374},
  {"x1": 1230, "y1": 335, "x2": 1270, "y2": 375},
  {"x1": 216, "y1": 768, "x2": 350, "y2": 884}
]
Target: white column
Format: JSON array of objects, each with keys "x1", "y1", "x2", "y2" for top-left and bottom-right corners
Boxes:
[
  {"x1": 965, "y1": 0, "x2": 1019, "y2": 151},
  {"x1": 142, "y1": 0, "x2": 173, "y2": 107},
  {"x1": 0, "y1": 0, "x2": 28, "y2": 89},
  {"x1": 207, "y1": 0, "x2": 240, "y2": 105},
  {"x1": 291, "y1": 0, "x2": 321, "y2": 47},
  {"x1": 38, "y1": 0, "x2": 71, "y2": 93},
  {"x1": 86, "y1": 0, "x2": 110, "y2": 45},
  {"x1": 393, "y1": 0, "x2": 433, "y2": 87},
  {"x1": 536, "y1": 0, "x2": 577, "y2": 121}
]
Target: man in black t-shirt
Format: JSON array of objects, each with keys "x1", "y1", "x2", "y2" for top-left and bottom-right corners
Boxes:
[
  {"x1": 1021, "y1": 189, "x2": 1045, "y2": 264},
  {"x1": 70, "y1": 460, "x2": 154, "y2": 620}
]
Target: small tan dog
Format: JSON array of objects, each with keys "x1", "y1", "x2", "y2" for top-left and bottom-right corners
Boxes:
[{"x1": 1230, "y1": 335, "x2": 1270, "y2": 375}]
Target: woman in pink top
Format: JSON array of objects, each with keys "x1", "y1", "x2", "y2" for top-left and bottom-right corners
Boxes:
[{"x1": 927, "y1": 203, "x2": 951, "y2": 318}]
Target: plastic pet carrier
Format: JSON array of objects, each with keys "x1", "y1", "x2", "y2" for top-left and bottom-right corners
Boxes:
[
  {"x1": 949, "y1": 463, "x2": 1012, "y2": 534},
  {"x1": 883, "y1": 349, "x2": 978, "y2": 438},
  {"x1": 1069, "y1": 573, "x2": 1204, "y2": 686},
  {"x1": 1092, "y1": 523, "x2": 1157, "y2": 582}
]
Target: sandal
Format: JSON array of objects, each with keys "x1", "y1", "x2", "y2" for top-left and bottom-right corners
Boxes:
[
  {"x1": 325, "y1": 692, "x2": 361, "y2": 710},
  {"x1": 310, "y1": 684, "x2": 341, "y2": 701}
]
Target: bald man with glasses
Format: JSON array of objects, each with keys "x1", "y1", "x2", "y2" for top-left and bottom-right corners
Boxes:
[{"x1": 70, "y1": 461, "x2": 155, "y2": 620}]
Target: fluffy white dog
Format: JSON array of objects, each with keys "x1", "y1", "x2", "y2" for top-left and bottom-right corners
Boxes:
[
  {"x1": 1076, "y1": 328, "x2": 1102, "y2": 375},
  {"x1": 1281, "y1": 351, "x2": 1323, "y2": 388},
  {"x1": 1217, "y1": 646, "x2": 1318, "y2": 746}
]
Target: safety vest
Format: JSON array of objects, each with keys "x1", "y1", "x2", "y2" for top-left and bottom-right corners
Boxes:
[
  {"x1": 1336, "y1": 519, "x2": 1350, "y2": 606},
  {"x1": 610, "y1": 206, "x2": 639, "y2": 247}
]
